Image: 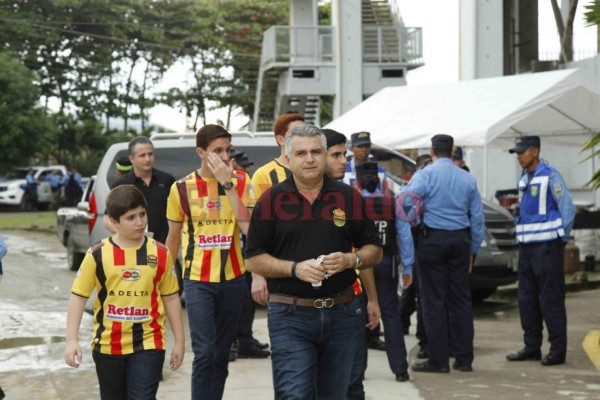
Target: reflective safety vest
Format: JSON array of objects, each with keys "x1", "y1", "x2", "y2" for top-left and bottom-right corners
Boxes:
[{"x1": 516, "y1": 163, "x2": 564, "y2": 243}]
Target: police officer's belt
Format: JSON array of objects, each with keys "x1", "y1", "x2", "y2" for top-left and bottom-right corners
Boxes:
[
  {"x1": 424, "y1": 225, "x2": 470, "y2": 233},
  {"x1": 269, "y1": 287, "x2": 355, "y2": 309}
]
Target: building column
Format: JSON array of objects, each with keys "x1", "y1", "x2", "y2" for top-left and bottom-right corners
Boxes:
[{"x1": 332, "y1": 0, "x2": 363, "y2": 117}]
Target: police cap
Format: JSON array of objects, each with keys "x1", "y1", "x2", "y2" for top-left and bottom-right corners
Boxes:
[
  {"x1": 236, "y1": 155, "x2": 254, "y2": 167},
  {"x1": 115, "y1": 156, "x2": 133, "y2": 173},
  {"x1": 351, "y1": 131, "x2": 372, "y2": 147},
  {"x1": 509, "y1": 136, "x2": 541, "y2": 154},
  {"x1": 452, "y1": 146, "x2": 464, "y2": 160},
  {"x1": 431, "y1": 134, "x2": 454, "y2": 149},
  {"x1": 229, "y1": 148, "x2": 245, "y2": 158}
]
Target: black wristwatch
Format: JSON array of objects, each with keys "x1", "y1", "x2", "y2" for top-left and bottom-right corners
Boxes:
[{"x1": 222, "y1": 181, "x2": 234, "y2": 190}]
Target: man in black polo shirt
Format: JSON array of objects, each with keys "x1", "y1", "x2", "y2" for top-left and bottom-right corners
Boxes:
[
  {"x1": 112, "y1": 137, "x2": 175, "y2": 244},
  {"x1": 245, "y1": 124, "x2": 382, "y2": 400}
]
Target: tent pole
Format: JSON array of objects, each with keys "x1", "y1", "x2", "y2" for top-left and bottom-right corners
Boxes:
[{"x1": 483, "y1": 142, "x2": 488, "y2": 200}]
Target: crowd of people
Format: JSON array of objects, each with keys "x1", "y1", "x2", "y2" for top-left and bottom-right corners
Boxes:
[{"x1": 63, "y1": 114, "x2": 576, "y2": 400}]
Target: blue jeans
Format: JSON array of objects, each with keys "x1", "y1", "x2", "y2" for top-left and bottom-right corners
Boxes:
[
  {"x1": 347, "y1": 293, "x2": 368, "y2": 400},
  {"x1": 92, "y1": 349, "x2": 165, "y2": 400},
  {"x1": 268, "y1": 294, "x2": 363, "y2": 400},
  {"x1": 185, "y1": 277, "x2": 245, "y2": 400}
]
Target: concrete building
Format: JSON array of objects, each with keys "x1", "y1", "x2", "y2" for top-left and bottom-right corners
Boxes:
[{"x1": 252, "y1": 0, "x2": 424, "y2": 131}]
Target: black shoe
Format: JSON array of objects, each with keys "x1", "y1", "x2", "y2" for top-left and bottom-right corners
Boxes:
[
  {"x1": 395, "y1": 372, "x2": 410, "y2": 382},
  {"x1": 506, "y1": 348, "x2": 542, "y2": 362},
  {"x1": 367, "y1": 337, "x2": 386, "y2": 351},
  {"x1": 417, "y1": 348, "x2": 429, "y2": 359},
  {"x1": 252, "y1": 337, "x2": 269, "y2": 349},
  {"x1": 541, "y1": 353, "x2": 565, "y2": 366},
  {"x1": 411, "y1": 361, "x2": 449, "y2": 373},
  {"x1": 229, "y1": 347, "x2": 238, "y2": 362},
  {"x1": 452, "y1": 360, "x2": 473, "y2": 372},
  {"x1": 237, "y1": 343, "x2": 271, "y2": 359}
]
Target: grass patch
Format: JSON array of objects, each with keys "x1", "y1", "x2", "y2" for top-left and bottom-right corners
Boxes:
[{"x1": 0, "y1": 211, "x2": 56, "y2": 231}]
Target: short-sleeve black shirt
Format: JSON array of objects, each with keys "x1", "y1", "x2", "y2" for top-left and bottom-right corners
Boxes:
[
  {"x1": 112, "y1": 168, "x2": 176, "y2": 244},
  {"x1": 245, "y1": 175, "x2": 382, "y2": 298}
]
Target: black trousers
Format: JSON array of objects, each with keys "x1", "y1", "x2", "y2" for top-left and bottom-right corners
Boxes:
[
  {"x1": 93, "y1": 350, "x2": 165, "y2": 400},
  {"x1": 417, "y1": 229, "x2": 473, "y2": 367},
  {"x1": 236, "y1": 271, "x2": 256, "y2": 350},
  {"x1": 399, "y1": 258, "x2": 427, "y2": 348},
  {"x1": 517, "y1": 240, "x2": 567, "y2": 356}
]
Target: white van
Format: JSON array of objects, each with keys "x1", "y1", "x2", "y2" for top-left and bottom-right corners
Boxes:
[{"x1": 88, "y1": 132, "x2": 517, "y2": 301}]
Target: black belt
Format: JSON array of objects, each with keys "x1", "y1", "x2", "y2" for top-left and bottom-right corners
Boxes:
[
  {"x1": 268, "y1": 287, "x2": 355, "y2": 309},
  {"x1": 426, "y1": 225, "x2": 469, "y2": 232}
]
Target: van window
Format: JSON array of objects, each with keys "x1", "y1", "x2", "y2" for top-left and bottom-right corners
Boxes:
[{"x1": 106, "y1": 146, "x2": 279, "y2": 187}]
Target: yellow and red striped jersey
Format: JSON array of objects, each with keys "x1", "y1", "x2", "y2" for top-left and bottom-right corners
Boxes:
[
  {"x1": 71, "y1": 237, "x2": 179, "y2": 355},
  {"x1": 166, "y1": 170, "x2": 249, "y2": 282},
  {"x1": 248, "y1": 159, "x2": 290, "y2": 208}
]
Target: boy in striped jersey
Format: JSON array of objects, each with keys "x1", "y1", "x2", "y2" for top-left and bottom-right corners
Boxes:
[{"x1": 65, "y1": 185, "x2": 184, "y2": 400}]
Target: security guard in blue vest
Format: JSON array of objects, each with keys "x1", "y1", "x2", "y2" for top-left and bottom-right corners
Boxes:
[
  {"x1": 400, "y1": 134, "x2": 484, "y2": 373},
  {"x1": 506, "y1": 136, "x2": 575, "y2": 366}
]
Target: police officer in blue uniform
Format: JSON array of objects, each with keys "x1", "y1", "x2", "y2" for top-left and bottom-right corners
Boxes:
[
  {"x1": 400, "y1": 134, "x2": 484, "y2": 373},
  {"x1": 506, "y1": 136, "x2": 575, "y2": 366},
  {"x1": 356, "y1": 161, "x2": 414, "y2": 383}
]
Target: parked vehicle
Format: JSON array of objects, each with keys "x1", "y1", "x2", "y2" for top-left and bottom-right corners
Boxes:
[
  {"x1": 0, "y1": 165, "x2": 67, "y2": 210},
  {"x1": 90, "y1": 132, "x2": 516, "y2": 301},
  {"x1": 57, "y1": 176, "x2": 95, "y2": 270},
  {"x1": 374, "y1": 149, "x2": 518, "y2": 302}
]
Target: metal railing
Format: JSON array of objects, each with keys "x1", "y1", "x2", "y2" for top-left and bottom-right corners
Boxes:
[
  {"x1": 260, "y1": 25, "x2": 335, "y2": 67},
  {"x1": 362, "y1": 25, "x2": 423, "y2": 65},
  {"x1": 260, "y1": 24, "x2": 423, "y2": 67}
]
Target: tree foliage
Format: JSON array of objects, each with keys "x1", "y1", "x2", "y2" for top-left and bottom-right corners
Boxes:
[
  {"x1": 583, "y1": 1, "x2": 600, "y2": 189},
  {"x1": 0, "y1": 0, "x2": 287, "y2": 171},
  {"x1": 0, "y1": 52, "x2": 53, "y2": 173}
]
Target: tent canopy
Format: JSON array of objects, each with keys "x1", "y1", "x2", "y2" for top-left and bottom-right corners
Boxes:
[{"x1": 325, "y1": 69, "x2": 600, "y2": 149}]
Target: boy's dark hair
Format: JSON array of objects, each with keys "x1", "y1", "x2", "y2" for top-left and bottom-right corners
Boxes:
[
  {"x1": 196, "y1": 124, "x2": 231, "y2": 149},
  {"x1": 273, "y1": 113, "x2": 304, "y2": 139},
  {"x1": 106, "y1": 185, "x2": 147, "y2": 221},
  {"x1": 321, "y1": 129, "x2": 347, "y2": 149},
  {"x1": 128, "y1": 136, "x2": 153, "y2": 155}
]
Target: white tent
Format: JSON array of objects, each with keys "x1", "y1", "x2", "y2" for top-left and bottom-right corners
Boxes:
[{"x1": 326, "y1": 69, "x2": 600, "y2": 204}]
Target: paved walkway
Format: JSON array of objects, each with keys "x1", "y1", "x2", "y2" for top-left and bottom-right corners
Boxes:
[{"x1": 158, "y1": 309, "x2": 423, "y2": 400}]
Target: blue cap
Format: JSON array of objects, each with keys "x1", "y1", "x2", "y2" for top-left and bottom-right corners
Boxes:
[
  {"x1": 431, "y1": 134, "x2": 454, "y2": 149},
  {"x1": 452, "y1": 146, "x2": 464, "y2": 160},
  {"x1": 351, "y1": 131, "x2": 372, "y2": 146},
  {"x1": 229, "y1": 148, "x2": 245, "y2": 158},
  {"x1": 235, "y1": 155, "x2": 254, "y2": 167},
  {"x1": 509, "y1": 136, "x2": 540, "y2": 153}
]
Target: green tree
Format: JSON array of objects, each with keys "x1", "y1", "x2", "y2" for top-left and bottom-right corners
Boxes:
[
  {"x1": 216, "y1": 0, "x2": 288, "y2": 126},
  {"x1": 0, "y1": 51, "x2": 53, "y2": 172}
]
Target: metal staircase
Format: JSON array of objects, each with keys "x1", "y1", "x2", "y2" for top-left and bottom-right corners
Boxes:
[
  {"x1": 362, "y1": 0, "x2": 400, "y2": 62},
  {"x1": 252, "y1": 0, "x2": 422, "y2": 132}
]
